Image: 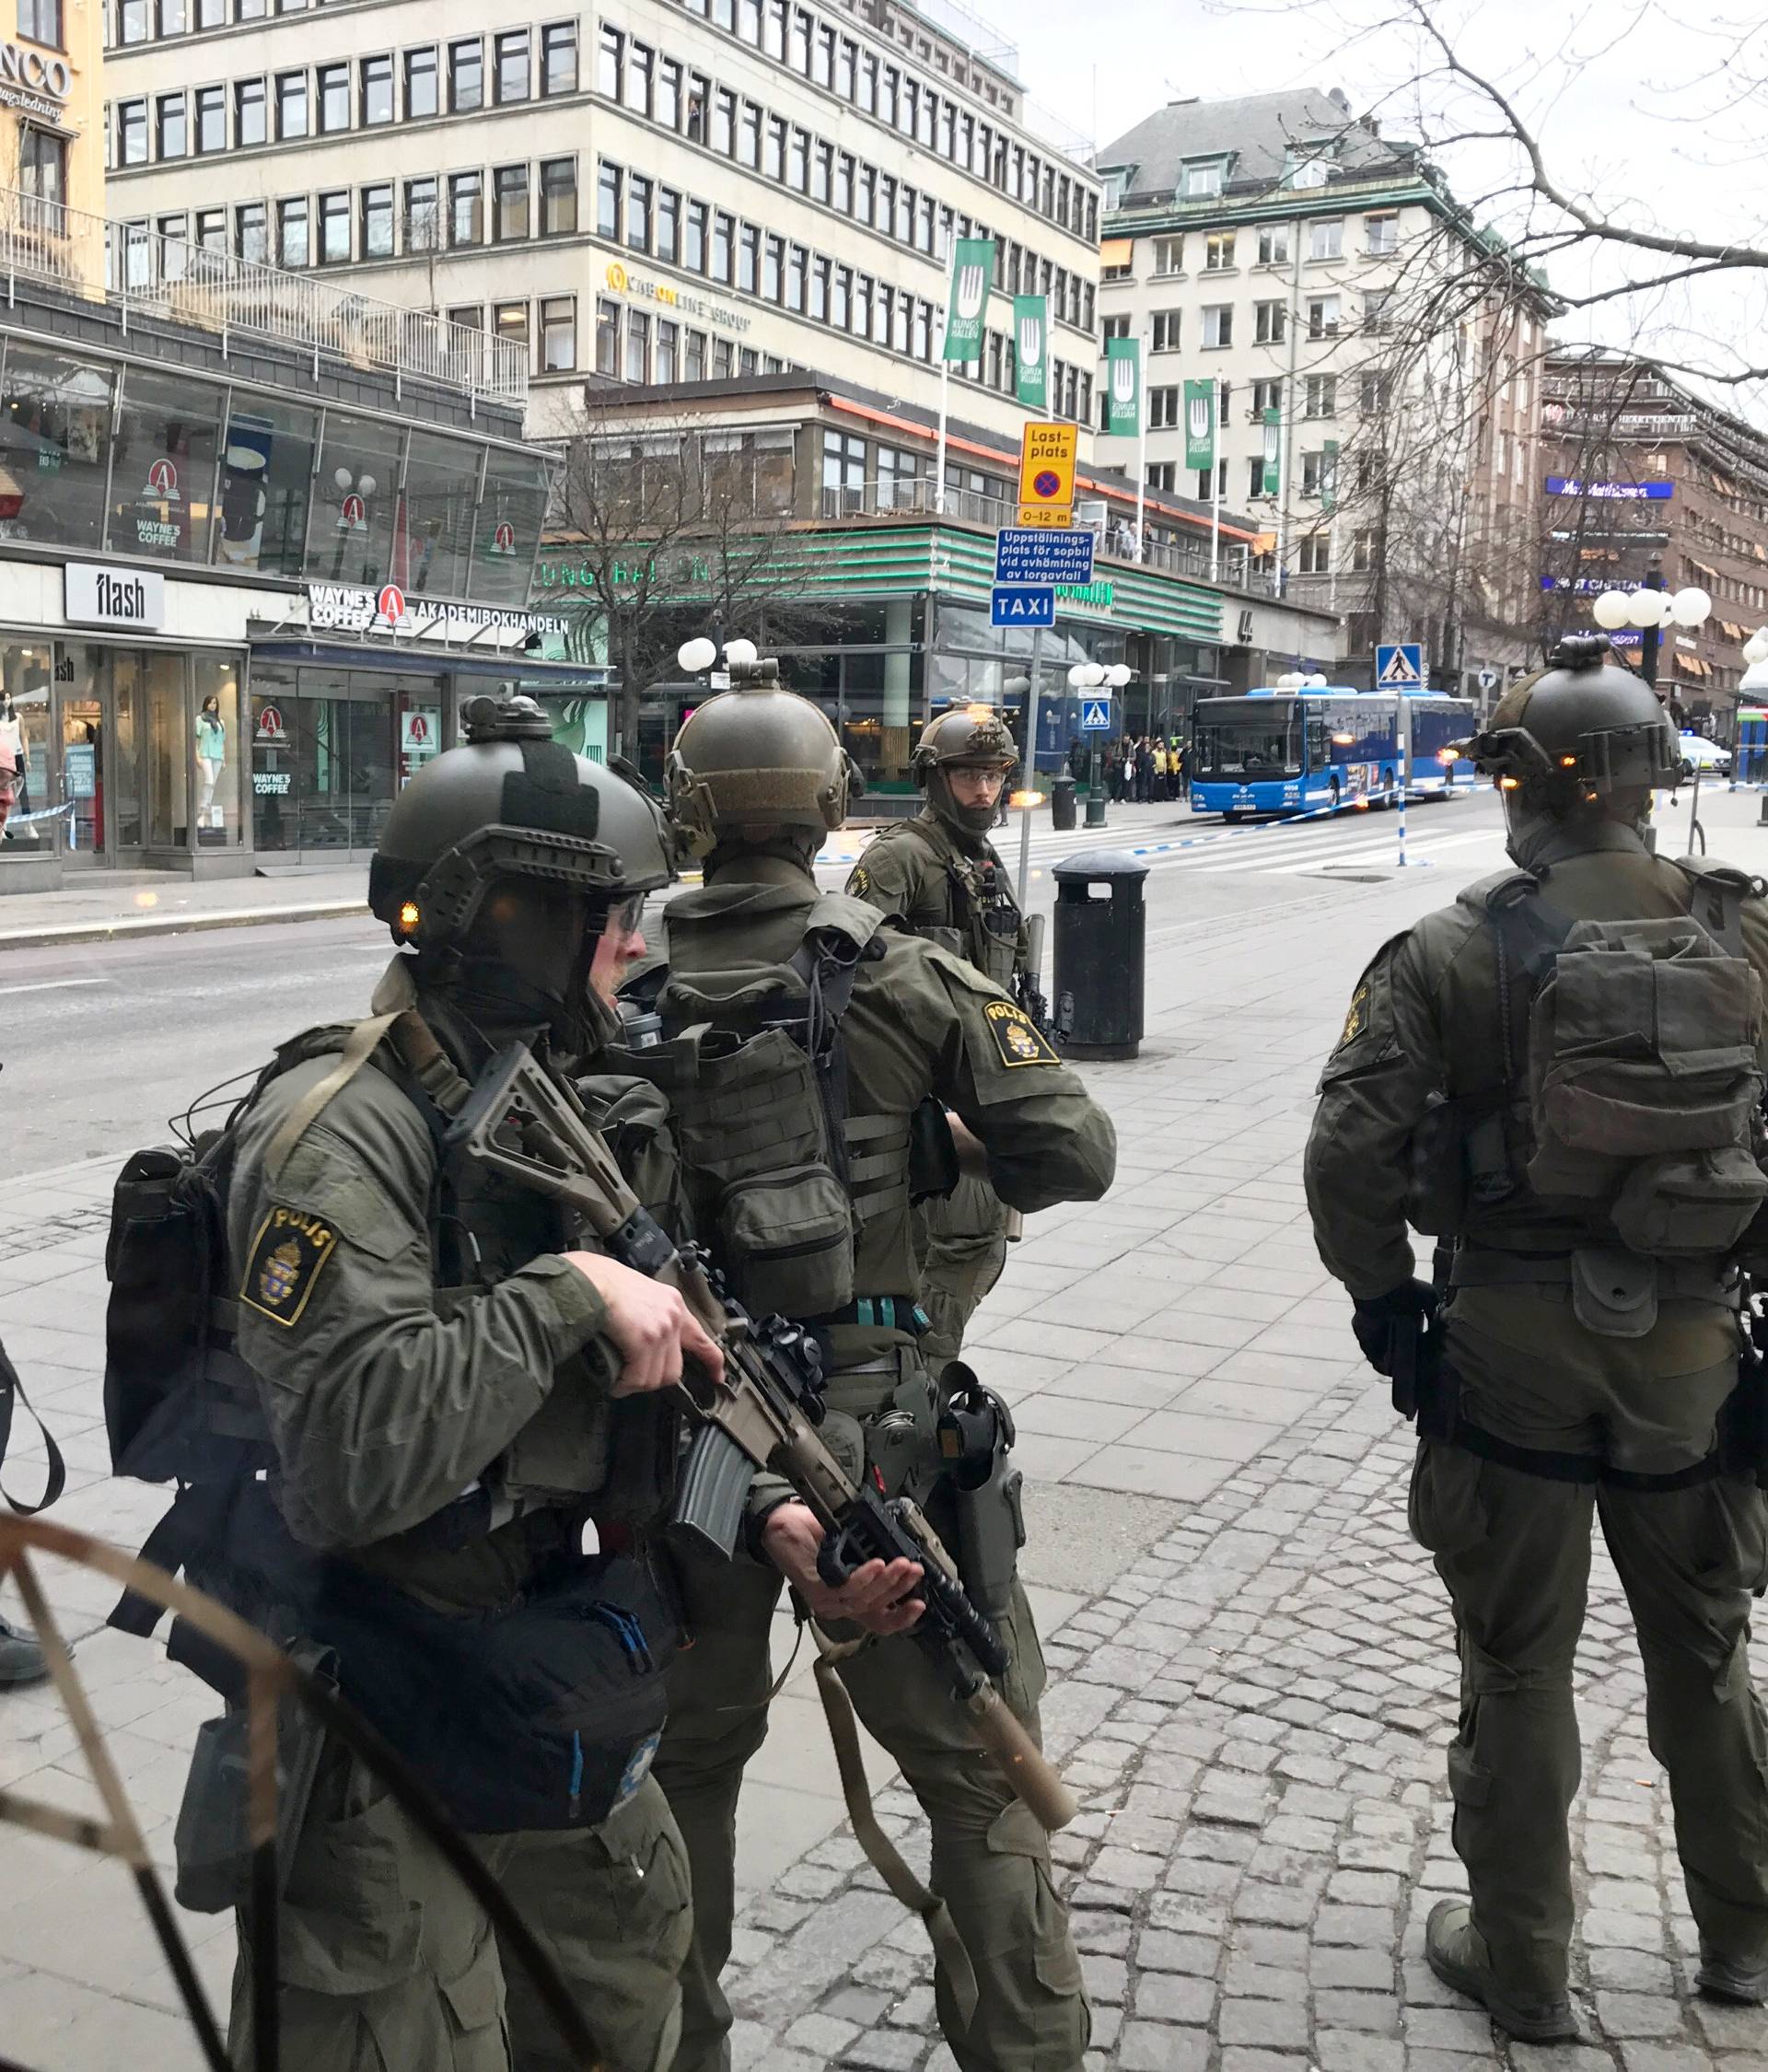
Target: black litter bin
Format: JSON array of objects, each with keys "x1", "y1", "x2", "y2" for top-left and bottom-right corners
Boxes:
[
  {"x1": 1050, "y1": 775, "x2": 1077, "y2": 832},
  {"x1": 1052, "y1": 849, "x2": 1149, "y2": 1060}
]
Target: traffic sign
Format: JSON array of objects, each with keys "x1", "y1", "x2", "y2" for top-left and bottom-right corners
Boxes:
[
  {"x1": 994, "y1": 528, "x2": 1095, "y2": 586},
  {"x1": 1018, "y1": 422, "x2": 1077, "y2": 523},
  {"x1": 991, "y1": 585, "x2": 1055, "y2": 628},
  {"x1": 1477, "y1": 666, "x2": 1498, "y2": 693},
  {"x1": 1080, "y1": 699, "x2": 1111, "y2": 732},
  {"x1": 1375, "y1": 642, "x2": 1424, "y2": 690}
]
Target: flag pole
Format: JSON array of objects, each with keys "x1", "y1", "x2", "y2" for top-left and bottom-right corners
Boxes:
[
  {"x1": 934, "y1": 225, "x2": 951, "y2": 515},
  {"x1": 1134, "y1": 329, "x2": 1147, "y2": 565},
  {"x1": 1209, "y1": 381, "x2": 1222, "y2": 583}
]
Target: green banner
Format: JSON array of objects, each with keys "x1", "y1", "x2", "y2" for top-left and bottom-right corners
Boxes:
[
  {"x1": 1262, "y1": 403, "x2": 1283, "y2": 495},
  {"x1": 1012, "y1": 295, "x2": 1047, "y2": 410},
  {"x1": 942, "y1": 237, "x2": 994, "y2": 362},
  {"x1": 1105, "y1": 336, "x2": 1141, "y2": 436},
  {"x1": 1183, "y1": 379, "x2": 1216, "y2": 474}
]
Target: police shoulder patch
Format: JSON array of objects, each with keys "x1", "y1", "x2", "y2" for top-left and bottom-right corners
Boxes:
[
  {"x1": 983, "y1": 996, "x2": 1060, "y2": 1067},
  {"x1": 849, "y1": 863, "x2": 871, "y2": 895},
  {"x1": 240, "y1": 1205, "x2": 340, "y2": 1326}
]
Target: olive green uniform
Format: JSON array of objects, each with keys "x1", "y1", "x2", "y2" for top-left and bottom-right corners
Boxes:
[
  {"x1": 847, "y1": 812, "x2": 1030, "y2": 1360},
  {"x1": 654, "y1": 851, "x2": 1115, "y2": 2072},
  {"x1": 1305, "y1": 821, "x2": 1768, "y2": 2003},
  {"x1": 221, "y1": 1007, "x2": 692, "y2": 2072}
]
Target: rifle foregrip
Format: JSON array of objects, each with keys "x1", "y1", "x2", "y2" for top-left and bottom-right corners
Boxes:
[
  {"x1": 670, "y1": 1425, "x2": 757, "y2": 1562},
  {"x1": 962, "y1": 1684, "x2": 1077, "y2": 1832}
]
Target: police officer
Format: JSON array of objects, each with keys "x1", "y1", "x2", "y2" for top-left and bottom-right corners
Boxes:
[
  {"x1": 845, "y1": 706, "x2": 1030, "y2": 1359},
  {"x1": 1305, "y1": 639, "x2": 1768, "y2": 2040},
  {"x1": 647, "y1": 669, "x2": 1115, "y2": 2072},
  {"x1": 216, "y1": 697, "x2": 716, "y2": 2071}
]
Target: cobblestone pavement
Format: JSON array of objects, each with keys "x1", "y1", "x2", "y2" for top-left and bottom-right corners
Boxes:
[{"x1": 716, "y1": 1375, "x2": 1768, "y2": 2072}]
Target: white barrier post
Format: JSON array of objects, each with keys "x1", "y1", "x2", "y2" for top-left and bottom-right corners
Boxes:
[{"x1": 1396, "y1": 742, "x2": 1408, "y2": 867}]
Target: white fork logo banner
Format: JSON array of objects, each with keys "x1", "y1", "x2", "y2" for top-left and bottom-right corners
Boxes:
[
  {"x1": 942, "y1": 237, "x2": 995, "y2": 361},
  {"x1": 1013, "y1": 294, "x2": 1048, "y2": 408},
  {"x1": 1105, "y1": 337, "x2": 1141, "y2": 434}
]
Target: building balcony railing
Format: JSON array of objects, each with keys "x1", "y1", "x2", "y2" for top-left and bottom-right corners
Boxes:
[{"x1": 0, "y1": 187, "x2": 527, "y2": 409}]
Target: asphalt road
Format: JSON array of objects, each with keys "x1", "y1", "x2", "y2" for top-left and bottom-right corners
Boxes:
[{"x1": 0, "y1": 788, "x2": 1508, "y2": 1180}]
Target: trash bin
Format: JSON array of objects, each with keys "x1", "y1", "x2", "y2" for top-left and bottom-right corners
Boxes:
[
  {"x1": 1051, "y1": 775, "x2": 1077, "y2": 832},
  {"x1": 1052, "y1": 849, "x2": 1149, "y2": 1060},
  {"x1": 1084, "y1": 793, "x2": 1108, "y2": 829}
]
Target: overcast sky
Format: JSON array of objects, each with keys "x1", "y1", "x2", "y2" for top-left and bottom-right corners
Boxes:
[{"x1": 1002, "y1": 0, "x2": 1766, "y2": 405}]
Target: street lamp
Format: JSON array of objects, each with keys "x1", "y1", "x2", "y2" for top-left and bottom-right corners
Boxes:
[
  {"x1": 1592, "y1": 582, "x2": 1709, "y2": 692},
  {"x1": 676, "y1": 636, "x2": 718, "y2": 674}
]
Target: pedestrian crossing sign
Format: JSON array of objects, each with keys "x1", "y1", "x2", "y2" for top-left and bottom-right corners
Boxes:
[
  {"x1": 1375, "y1": 642, "x2": 1425, "y2": 690},
  {"x1": 1081, "y1": 700, "x2": 1111, "y2": 731}
]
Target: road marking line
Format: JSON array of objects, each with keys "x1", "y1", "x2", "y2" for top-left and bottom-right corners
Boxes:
[{"x1": 0, "y1": 978, "x2": 112, "y2": 995}]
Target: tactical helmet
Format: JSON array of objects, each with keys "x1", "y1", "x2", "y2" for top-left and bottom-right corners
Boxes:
[
  {"x1": 368, "y1": 694, "x2": 672, "y2": 954},
  {"x1": 665, "y1": 665, "x2": 857, "y2": 858},
  {"x1": 913, "y1": 704, "x2": 1018, "y2": 836},
  {"x1": 1463, "y1": 637, "x2": 1682, "y2": 807}
]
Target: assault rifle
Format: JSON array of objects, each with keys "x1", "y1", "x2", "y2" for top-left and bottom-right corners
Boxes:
[
  {"x1": 446, "y1": 1040, "x2": 1076, "y2": 1833},
  {"x1": 1014, "y1": 913, "x2": 1051, "y2": 1036}
]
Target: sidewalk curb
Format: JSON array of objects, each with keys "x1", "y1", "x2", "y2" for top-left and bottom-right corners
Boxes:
[{"x1": 0, "y1": 897, "x2": 368, "y2": 951}]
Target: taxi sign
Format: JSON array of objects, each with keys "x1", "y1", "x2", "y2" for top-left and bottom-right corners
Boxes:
[{"x1": 1018, "y1": 422, "x2": 1077, "y2": 522}]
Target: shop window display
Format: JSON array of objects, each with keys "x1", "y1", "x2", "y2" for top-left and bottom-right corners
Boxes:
[
  {"x1": 144, "y1": 651, "x2": 190, "y2": 849},
  {"x1": 0, "y1": 646, "x2": 52, "y2": 852},
  {"x1": 193, "y1": 654, "x2": 240, "y2": 844},
  {"x1": 401, "y1": 431, "x2": 483, "y2": 599},
  {"x1": 216, "y1": 396, "x2": 318, "y2": 577},
  {"x1": 110, "y1": 367, "x2": 225, "y2": 563},
  {"x1": 471, "y1": 446, "x2": 551, "y2": 605},
  {"x1": 0, "y1": 342, "x2": 114, "y2": 553},
  {"x1": 310, "y1": 411, "x2": 406, "y2": 588}
]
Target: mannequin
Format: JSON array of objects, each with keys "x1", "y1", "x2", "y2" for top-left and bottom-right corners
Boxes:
[
  {"x1": 195, "y1": 693, "x2": 227, "y2": 831},
  {"x1": 0, "y1": 692, "x2": 23, "y2": 818}
]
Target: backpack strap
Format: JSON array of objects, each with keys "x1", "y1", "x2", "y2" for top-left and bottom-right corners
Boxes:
[
  {"x1": 790, "y1": 895, "x2": 888, "y2": 1192},
  {"x1": 1480, "y1": 871, "x2": 1575, "y2": 1087},
  {"x1": 262, "y1": 1007, "x2": 408, "y2": 1185},
  {"x1": 1673, "y1": 857, "x2": 1763, "y2": 958},
  {"x1": 0, "y1": 1334, "x2": 65, "y2": 1518}
]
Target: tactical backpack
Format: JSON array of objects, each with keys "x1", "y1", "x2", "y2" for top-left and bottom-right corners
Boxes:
[
  {"x1": 1470, "y1": 863, "x2": 1768, "y2": 1260},
  {"x1": 621, "y1": 892, "x2": 890, "y2": 1320}
]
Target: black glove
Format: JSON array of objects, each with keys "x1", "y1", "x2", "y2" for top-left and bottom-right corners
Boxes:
[{"x1": 1351, "y1": 1279, "x2": 1441, "y2": 1378}]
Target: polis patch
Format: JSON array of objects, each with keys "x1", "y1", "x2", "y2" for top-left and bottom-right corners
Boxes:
[
  {"x1": 240, "y1": 1206, "x2": 339, "y2": 1326},
  {"x1": 983, "y1": 997, "x2": 1059, "y2": 1067},
  {"x1": 849, "y1": 863, "x2": 871, "y2": 896}
]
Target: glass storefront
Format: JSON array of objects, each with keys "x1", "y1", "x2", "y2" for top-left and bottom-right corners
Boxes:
[{"x1": 250, "y1": 666, "x2": 433, "y2": 860}]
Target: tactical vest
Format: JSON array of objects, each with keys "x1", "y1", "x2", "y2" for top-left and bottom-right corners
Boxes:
[
  {"x1": 1410, "y1": 859, "x2": 1768, "y2": 1296},
  {"x1": 899, "y1": 818, "x2": 1025, "y2": 991},
  {"x1": 619, "y1": 892, "x2": 913, "y2": 1322}
]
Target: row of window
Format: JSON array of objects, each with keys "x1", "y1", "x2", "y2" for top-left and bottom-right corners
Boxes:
[
  {"x1": 111, "y1": 0, "x2": 337, "y2": 36},
  {"x1": 110, "y1": 24, "x2": 578, "y2": 166},
  {"x1": 597, "y1": 9, "x2": 1086, "y2": 246},
  {"x1": 593, "y1": 48, "x2": 1096, "y2": 336},
  {"x1": 1102, "y1": 215, "x2": 1402, "y2": 282},
  {"x1": 1100, "y1": 288, "x2": 1394, "y2": 355}
]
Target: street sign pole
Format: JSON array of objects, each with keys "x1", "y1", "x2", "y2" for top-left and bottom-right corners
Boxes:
[{"x1": 1017, "y1": 622, "x2": 1045, "y2": 912}]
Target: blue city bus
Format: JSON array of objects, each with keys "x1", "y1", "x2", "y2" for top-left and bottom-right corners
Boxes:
[{"x1": 1189, "y1": 689, "x2": 1478, "y2": 820}]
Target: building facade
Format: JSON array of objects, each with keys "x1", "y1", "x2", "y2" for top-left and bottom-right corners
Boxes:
[
  {"x1": 538, "y1": 370, "x2": 1336, "y2": 796},
  {"x1": 0, "y1": 187, "x2": 577, "y2": 892},
  {"x1": 1093, "y1": 88, "x2": 1551, "y2": 696},
  {"x1": 100, "y1": 0, "x2": 1104, "y2": 445},
  {"x1": 1542, "y1": 348, "x2": 1768, "y2": 730}
]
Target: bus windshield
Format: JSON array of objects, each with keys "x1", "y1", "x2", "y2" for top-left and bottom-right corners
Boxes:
[{"x1": 1192, "y1": 700, "x2": 1303, "y2": 779}]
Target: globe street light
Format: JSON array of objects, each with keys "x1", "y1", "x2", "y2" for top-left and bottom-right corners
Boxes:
[{"x1": 676, "y1": 636, "x2": 718, "y2": 674}]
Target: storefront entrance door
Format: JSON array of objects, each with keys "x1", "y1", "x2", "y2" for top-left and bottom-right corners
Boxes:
[
  {"x1": 57, "y1": 690, "x2": 104, "y2": 865},
  {"x1": 251, "y1": 669, "x2": 401, "y2": 861}
]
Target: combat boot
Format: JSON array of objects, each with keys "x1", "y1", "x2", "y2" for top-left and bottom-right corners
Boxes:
[
  {"x1": 0, "y1": 1613, "x2": 48, "y2": 1688},
  {"x1": 1425, "y1": 1900, "x2": 1580, "y2": 2043},
  {"x1": 1696, "y1": 1949, "x2": 1768, "y2": 2005}
]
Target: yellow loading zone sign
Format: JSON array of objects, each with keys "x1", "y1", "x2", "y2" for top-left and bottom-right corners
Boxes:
[{"x1": 1018, "y1": 423, "x2": 1077, "y2": 528}]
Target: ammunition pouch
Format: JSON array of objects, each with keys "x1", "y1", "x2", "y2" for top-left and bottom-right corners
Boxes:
[
  {"x1": 935, "y1": 1365, "x2": 1025, "y2": 1626},
  {"x1": 908, "y1": 1097, "x2": 961, "y2": 1205}
]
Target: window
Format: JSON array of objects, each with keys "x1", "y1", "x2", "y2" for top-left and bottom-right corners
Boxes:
[
  {"x1": 494, "y1": 164, "x2": 529, "y2": 241},
  {"x1": 541, "y1": 22, "x2": 578, "y2": 95},
  {"x1": 596, "y1": 297, "x2": 618, "y2": 375},
  {"x1": 448, "y1": 170, "x2": 483, "y2": 247},
  {"x1": 360, "y1": 54, "x2": 393, "y2": 126},
  {"x1": 1202, "y1": 305, "x2": 1233, "y2": 348},
  {"x1": 1254, "y1": 299, "x2": 1285, "y2": 344},
  {"x1": 808, "y1": 254, "x2": 828, "y2": 320},
  {"x1": 683, "y1": 330, "x2": 705, "y2": 381},
  {"x1": 1352, "y1": 527, "x2": 1377, "y2": 573},
  {"x1": 598, "y1": 25, "x2": 622, "y2": 99},
  {"x1": 276, "y1": 196, "x2": 309, "y2": 268},
  {"x1": 739, "y1": 100, "x2": 761, "y2": 167},
  {"x1": 1298, "y1": 530, "x2": 1331, "y2": 574},
  {"x1": 404, "y1": 177, "x2": 438, "y2": 252},
  {"x1": 656, "y1": 320, "x2": 678, "y2": 383},
  {"x1": 20, "y1": 0, "x2": 61, "y2": 42},
  {"x1": 630, "y1": 177, "x2": 656, "y2": 255},
  {"x1": 118, "y1": 0, "x2": 148, "y2": 39},
  {"x1": 685, "y1": 72, "x2": 707, "y2": 140},
  {"x1": 1204, "y1": 231, "x2": 1236, "y2": 271},
  {"x1": 195, "y1": 208, "x2": 224, "y2": 250},
  {"x1": 785, "y1": 243, "x2": 806, "y2": 311},
  {"x1": 711, "y1": 211, "x2": 733, "y2": 285},
  {"x1": 597, "y1": 161, "x2": 622, "y2": 239},
  {"x1": 738, "y1": 223, "x2": 759, "y2": 292},
  {"x1": 762, "y1": 232, "x2": 782, "y2": 300},
  {"x1": 1148, "y1": 386, "x2": 1180, "y2": 429},
  {"x1": 1247, "y1": 456, "x2": 1266, "y2": 499},
  {"x1": 684, "y1": 200, "x2": 707, "y2": 271},
  {"x1": 361, "y1": 183, "x2": 393, "y2": 259},
  {"x1": 194, "y1": 0, "x2": 223, "y2": 23},
  {"x1": 1100, "y1": 314, "x2": 1130, "y2": 343},
  {"x1": 1301, "y1": 448, "x2": 1336, "y2": 496},
  {"x1": 656, "y1": 56, "x2": 680, "y2": 126},
  {"x1": 193, "y1": 86, "x2": 224, "y2": 152},
  {"x1": 1251, "y1": 378, "x2": 1281, "y2": 416},
  {"x1": 1359, "y1": 370, "x2": 1391, "y2": 413},
  {"x1": 787, "y1": 127, "x2": 808, "y2": 191},
  {"x1": 811, "y1": 140, "x2": 832, "y2": 204},
  {"x1": 1151, "y1": 310, "x2": 1181, "y2": 352},
  {"x1": 1181, "y1": 157, "x2": 1224, "y2": 197},
  {"x1": 1309, "y1": 217, "x2": 1343, "y2": 260},
  {"x1": 1151, "y1": 236, "x2": 1183, "y2": 275},
  {"x1": 1307, "y1": 295, "x2": 1340, "y2": 338},
  {"x1": 539, "y1": 157, "x2": 576, "y2": 236},
  {"x1": 495, "y1": 301, "x2": 530, "y2": 361},
  {"x1": 1363, "y1": 290, "x2": 1392, "y2": 335},
  {"x1": 316, "y1": 63, "x2": 348, "y2": 133},
  {"x1": 1257, "y1": 224, "x2": 1289, "y2": 265},
  {"x1": 1304, "y1": 374, "x2": 1337, "y2": 417},
  {"x1": 235, "y1": 76, "x2": 266, "y2": 147},
  {"x1": 1366, "y1": 213, "x2": 1398, "y2": 255},
  {"x1": 540, "y1": 296, "x2": 576, "y2": 372},
  {"x1": 155, "y1": 92, "x2": 185, "y2": 158},
  {"x1": 623, "y1": 309, "x2": 648, "y2": 383},
  {"x1": 495, "y1": 29, "x2": 530, "y2": 102},
  {"x1": 657, "y1": 188, "x2": 680, "y2": 263},
  {"x1": 317, "y1": 190, "x2": 349, "y2": 263},
  {"x1": 404, "y1": 47, "x2": 437, "y2": 120},
  {"x1": 449, "y1": 38, "x2": 483, "y2": 112},
  {"x1": 276, "y1": 71, "x2": 308, "y2": 139},
  {"x1": 235, "y1": 202, "x2": 267, "y2": 264}
]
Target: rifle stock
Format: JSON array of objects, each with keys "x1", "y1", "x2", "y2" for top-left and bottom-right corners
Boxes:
[{"x1": 449, "y1": 1041, "x2": 1076, "y2": 1831}]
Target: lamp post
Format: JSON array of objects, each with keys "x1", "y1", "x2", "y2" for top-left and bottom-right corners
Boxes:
[{"x1": 1068, "y1": 661, "x2": 1133, "y2": 824}]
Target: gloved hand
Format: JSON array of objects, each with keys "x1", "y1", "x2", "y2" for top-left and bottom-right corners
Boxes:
[{"x1": 1351, "y1": 1279, "x2": 1441, "y2": 1378}]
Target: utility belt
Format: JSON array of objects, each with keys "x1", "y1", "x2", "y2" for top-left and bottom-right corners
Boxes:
[
  {"x1": 818, "y1": 1294, "x2": 931, "y2": 1336},
  {"x1": 1449, "y1": 1242, "x2": 1741, "y2": 1337}
]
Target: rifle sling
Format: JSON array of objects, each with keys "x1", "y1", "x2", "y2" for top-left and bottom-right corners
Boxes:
[{"x1": 811, "y1": 1647, "x2": 981, "y2": 2030}]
